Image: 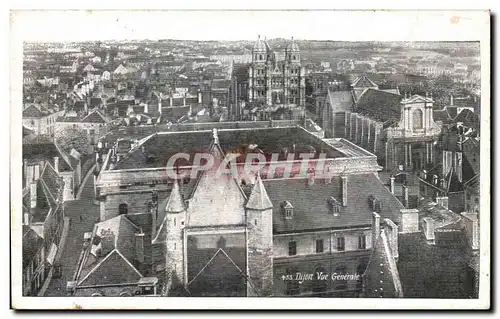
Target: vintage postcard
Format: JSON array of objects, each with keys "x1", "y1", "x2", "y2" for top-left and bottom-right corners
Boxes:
[{"x1": 10, "y1": 9, "x2": 490, "y2": 309}]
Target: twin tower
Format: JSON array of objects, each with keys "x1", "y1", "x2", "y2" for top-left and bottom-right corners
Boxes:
[{"x1": 248, "y1": 36, "x2": 306, "y2": 107}]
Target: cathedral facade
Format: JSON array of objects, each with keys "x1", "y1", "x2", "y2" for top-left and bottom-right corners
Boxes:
[{"x1": 247, "y1": 36, "x2": 306, "y2": 107}]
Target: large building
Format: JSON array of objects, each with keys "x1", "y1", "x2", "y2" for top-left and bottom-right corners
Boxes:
[
  {"x1": 230, "y1": 37, "x2": 306, "y2": 121},
  {"x1": 87, "y1": 126, "x2": 406, "y2": 297}
]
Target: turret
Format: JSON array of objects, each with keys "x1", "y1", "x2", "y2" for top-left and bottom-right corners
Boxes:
[
  {"x1": 165, "y1": 180, "x2": 187, "y2": 286},
  {"x1": 245, "y1": 174, "x2": 274, "y2": 296}
]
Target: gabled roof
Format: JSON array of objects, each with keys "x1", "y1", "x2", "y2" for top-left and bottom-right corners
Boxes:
[
  {"x1": 78, "y1": 249, "x2": 143, "y2": 287},
  {"x1": 351, "y1": 74, "x2": 379, "y2": 89},
  {"x1": 355, "y1": 89, "x2": 403, "y2": 123},
  {"x1": 22, "y1": 137, "x2": 73, "y2": 172},
  {"x1": 81, "y1": 110, "x2": 107, "y2": 124},
  {"x1": 187, "y1": 247, "x2": 248, "y2": 297},
  {"x1": 23, "y1": 105, "x2": 43, "y2": 118}
]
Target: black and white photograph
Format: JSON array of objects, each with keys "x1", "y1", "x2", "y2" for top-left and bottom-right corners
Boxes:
[{"x1": 10, "y1": 9, "x2": 490, "y2": 310}]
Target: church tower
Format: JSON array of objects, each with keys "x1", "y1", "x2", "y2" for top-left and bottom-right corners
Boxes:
[
  {"x1": 245, "y1": 174, "x2": 274, "y2": 296},
  {"x1": 165, "y1": 180, "x2": 187, "y2": 286},
  {"x1": 249, "y1": 35, "x2": 268, "y2": 104},
  {"x1": 284, "y1": 37, "x2": 305, "y2": 106}
]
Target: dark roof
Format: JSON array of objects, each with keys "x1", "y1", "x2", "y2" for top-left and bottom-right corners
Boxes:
[
  {"x1": 265, "y1": 173, "x2": 404, "y2": 234},
  {"x1": 445, "y1": 168, "x2": 463, "y2": 193},
  {"x1": 23, "y1": 225, "x2": 44, "y2": 269},
  {"x1": 90, "y1": 97, "x2": 102, "y2": 107},
  {"x1": 81, "y1": 110, "x2": 107, "y2": 124},
  {"x1": 113, "y1": 127, "x2": 344, "y2": 170},
  {"x1": 23, "y1": 105, "x2": 43, "y2": 118},
  {"x1": 23, "y1": 136, "x2": 73, "y2": 171},
  {"x1": 454, "y1": 109, "x2": 479, "y2": 128},
  {"x1": 397, "y1": 232, "x2": 473, "y2": 298},
  {"x1": 355, "y1": 89, "x2": 403, "y2": 122},
  {"x1": 232, "y1": 63, "x2": 250, "y2": 82},
  {"x1": 433, "y1": 109, "x2": 452, "y2": 124}
]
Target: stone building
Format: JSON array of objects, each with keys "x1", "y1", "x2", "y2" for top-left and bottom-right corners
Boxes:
[
  {"x1": 229, "y1": 36, "x2": 306, "y2": 121},
  {"x1": 321, "y1": 75, "x2": 442, "y2": 172},
  {"x1": 93, "y1": 126, "x2": 406, "y2": 297}
]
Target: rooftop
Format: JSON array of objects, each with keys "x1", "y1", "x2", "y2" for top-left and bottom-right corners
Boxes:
[{"x1": 265, "y1": 173, "x2": 404, "y2": 233}]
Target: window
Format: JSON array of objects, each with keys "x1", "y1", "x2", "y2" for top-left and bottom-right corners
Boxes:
[
  {"x1": 285, "y1": 276, "x2": 300, "y2": 295},
  {"x1": 254, "y1": 219, "x2": 258, "y2": 226},
  {"x1": 316, "y1": 239, "x2": 324, "y2": 253},
  {"x1": 118, "y1": 203, "x2": 128, "y2": 215},
  {"x1": 335, "y1": 265, "x2": 348, "y2": 291},
  {"x1": 288, "y1": 241, "x2": 297, "y2": 256},
  {"x1": 336, "y1": 237, "x2": 345, "y2": 251},
  {"x1": 173, "y1": 217, "x2": 176, "y2": 227},
  {"x1": 285, "y1": 208, "x2": 293, "y2": 219},
  {"x1": 358, "y1": 236, "x2": 367, "y2": 250},
  {"x1": 413, "y1": 109, "x2": 423, "y2": 129}
]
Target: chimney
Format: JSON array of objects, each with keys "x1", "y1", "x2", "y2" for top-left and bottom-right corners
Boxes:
[
  {"x1": 158, "y1": 99, "x2": 162, "y2": 114},
  {"x1": 423, "y1": 217, "x2": 435, "y2": 244},
  {"x1": 33, "y1": 164, "x2": 40, "y2": 181},
  {"x1": 435, "y1": 195, "x2": 442, "y2": 206},
  {"x1": 198, "y1": 91, "x2": 202, "y2": 103},
  {"x1": 372, "y1": 212, "x2": 381, "y2": 248},
  {"x1": 54, "y1": 156, "x2": 60, "y2": 173},
  {"x1": 23, "y1": 159, "x2": 28, "y2": 178},
  {"x1": 341, "y1": 176, "x2": 348, "y2": 206},
  {"x1": 389, "y1": 175, "x2": 395, "y2": 194},
  {"x1": 100, "y1": 229, "x2": 115, "y2": 256},
  {"x1": 399, "y1": 208, "x2": 419, "y2": 233},
  {"x1": 433, "y1": 175, "x2": 438, "y2": 185},
  {"x1": 450, "y1": 94, "x2": 454, "y2": 106},
  {"x1": 135, "y1": 232, "x2": 145, "y2": 263},
  {"x1": 455, "y1": 152, "x2": 463, "y2": 182},
  {"x1": 169, "y1": 96, "x2": 173, "y2": 107},
  {"x1": 307, "y1": 172, "x2": 315, "y2": 186},
  {"x1": 23, "y1": 211, "x2": 31, "y2": 226},
  {"x1": 144, "y1": 102, "x2": 148, "y2": 114},
  {"x1": 30, "y1": 182, "x2": 37, "y2": 209},
  {"x1": 402, "y1": 184, "x2": 409, "y2": 208}
]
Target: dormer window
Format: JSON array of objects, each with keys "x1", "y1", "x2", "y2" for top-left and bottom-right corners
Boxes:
[
  {"x1": 327, "y1": 197, "x2": 341, "y2": 216},
  {"x1": 282, "y1": 201, "x2": 294, "y2": 219}
]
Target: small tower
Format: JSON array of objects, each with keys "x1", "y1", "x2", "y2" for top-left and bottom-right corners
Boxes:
[
  {"x1": 252, "y1": 35, "x2": 267, "y2": 64},
  {"x1": 245, "y1": 174, "x2": 274, "y2": 296},
  {"x1": 165, "y1": 180, "x2": 187, "y2": 287},
  {"x1": 285, "y1": 37, "x2": 301, "y2": 64}
]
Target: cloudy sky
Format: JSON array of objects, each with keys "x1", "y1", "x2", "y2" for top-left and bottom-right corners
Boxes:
[{"x1": 10, "y1": 10, "x2": 489, "y2": 42}]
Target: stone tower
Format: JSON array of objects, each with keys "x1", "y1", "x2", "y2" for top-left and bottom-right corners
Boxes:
[
  {"x1": 284, "y1": 37, "x2": 305, "y2": 106},
  {"x1": 249, "y1": 35, "x2": 268, "y2": 104},
  {"x1": 245, "y1": 174, "x2": 274, "y2": 296},
  {"x1": 165, "y1": 180, "x2": 187, "y2": 286}
]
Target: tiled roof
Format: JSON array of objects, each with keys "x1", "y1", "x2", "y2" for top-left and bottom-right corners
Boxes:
[
  {"x1": 113, "y1": 127, "x2": 343, "y2": 170},
  {"x1": 23, "y1": 105, "x2": 43, "y2": 118},
  {"x1": 265, "y1": 173, "x2": 404, "y2": 233},
  {"x1": 355, "y1": 89, "x2": 403, "y2": 122},
  {"x1": 433, "y1": 109, "x2": 452, "y2": 123},
  {"x1": 397, "y1": 232, "x2": 471, "y2": 298},
  {"x1": 81, "y1": 110, "x2": 107, "y2": 124},
  {"x1": 327, "y1": 89, "x2": 354, "y2": 113},
  {"x1": 187, "y1": 246, "x2": 247, "y2": 297},
  {"x1": 22, "y1": 126, "x2": 34, "y2": 138},
  {"x1": 22, "y1": 137, "x2": 73, "y2": 172}
]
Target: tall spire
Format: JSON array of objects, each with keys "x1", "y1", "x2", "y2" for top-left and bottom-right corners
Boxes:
[
  {"x1": 246, "y1": 174, "x2": 273, "y2": 210},
  {"x1": 165, "y1": 180, "x2": 185, "y2": 213}
]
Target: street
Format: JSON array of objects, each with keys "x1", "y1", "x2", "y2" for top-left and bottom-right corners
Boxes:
[{"x1": 44, "y1": 173, "x2": 100, "y2": 296}]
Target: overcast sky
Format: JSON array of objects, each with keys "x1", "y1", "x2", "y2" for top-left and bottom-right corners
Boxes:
[{"x1": 10, "y1": 10, "x2": 489, "y2": 42}]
